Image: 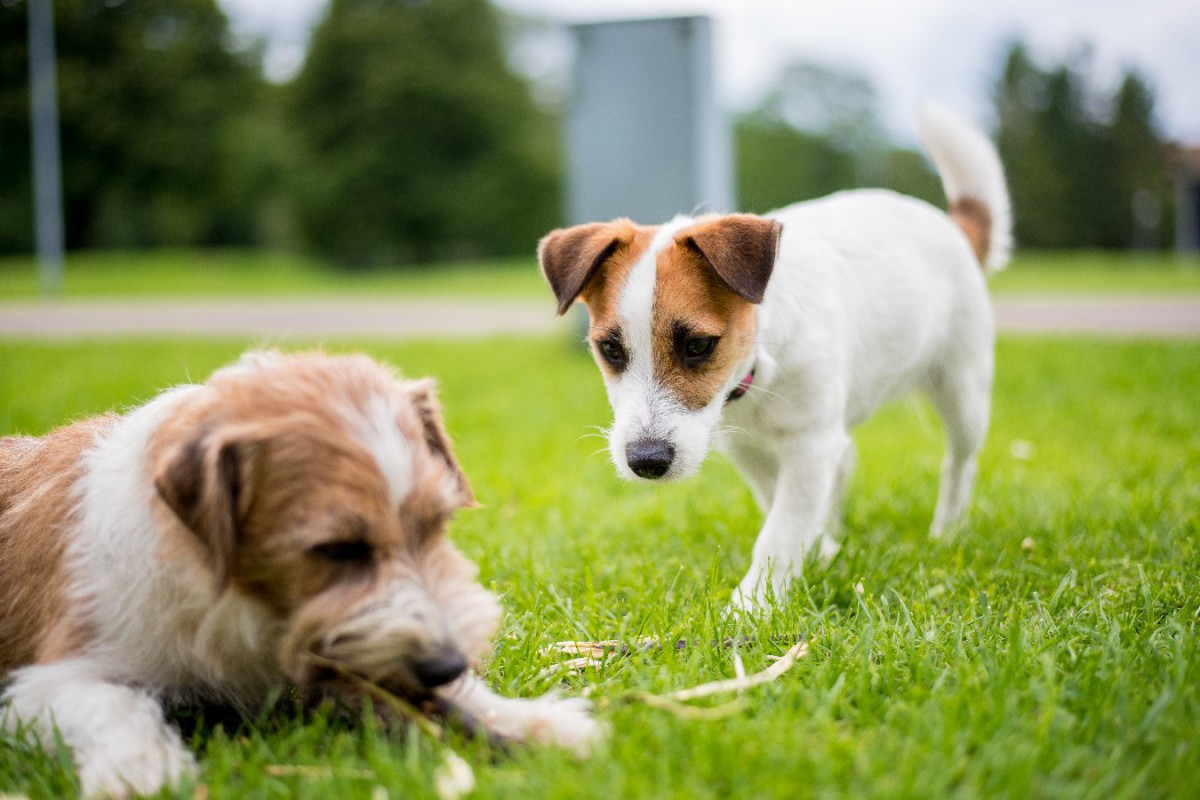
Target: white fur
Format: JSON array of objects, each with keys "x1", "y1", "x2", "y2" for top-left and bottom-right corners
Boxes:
[
  {"x1": 353, "y1": 393, "x2": 415, "y2": 509},
  {"x1": 918, "y1": 103, "x2": 1012, "y2": 271},
  {"x1": 603, "y1": 109, "x2": 1009, "y2": 611},
  {"x1": 3, "y1": 659, "x2": 198, "y2": 798}
]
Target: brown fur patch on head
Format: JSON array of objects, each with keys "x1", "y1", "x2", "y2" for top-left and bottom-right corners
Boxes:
[
  {"x1": 150, "y1": 353, "x2": 470, "y2": 617},
  {"x1": 545, "y1": 223, "x2": 658, "y2": 379},
  {"x1": 542, "y1": 215, "x2": 776, "y2": 409},
  {"x1": 652, "y1": 231, "x2": 759, "y2": 410},
  {"x1": 539, "y1": 219, "x2": 639, "y2": 315},
  {"x1": 150, "y1": 352, "x2": 490, "y2": 695},
  {"x1": 675, "y1": 214, "x2": 781, "y2": 304},
  {"x1": 0, "y1": 423, "x2": 108, "y2": 674},
  {"x1": 950, "y1": 196, "x2": 991, "y2": 266},
  {"x1": 404, "y1": 379, "x2": 474, "y2": 509},
  {"x1": 539, "y1": 219, "x2": 675, "y2": 319}
]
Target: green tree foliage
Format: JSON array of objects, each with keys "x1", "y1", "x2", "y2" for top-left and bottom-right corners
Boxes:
[
  {"x1": 735, "y1": 114, "x2": 857, "y2": 213},
  {"x1": 287, "y1": 0, "x2": 559, "y2": 266},
  {"x1": 1107, "y1": 71, "x2": 1172, "y2": 248},
  {"x1": 0, "y1": 0, "x2": 272, "y2": 252},
  {"x1": 734, "y1": 61, "x2": 940, "y2": 213},
  {"x1": 993, "y1": 42, "x2": 1172, "y2": 249}
]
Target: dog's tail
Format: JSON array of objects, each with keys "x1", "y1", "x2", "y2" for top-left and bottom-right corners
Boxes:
[{"x1": 917, "y1": 104, "x2": 1013, "y2": 273}]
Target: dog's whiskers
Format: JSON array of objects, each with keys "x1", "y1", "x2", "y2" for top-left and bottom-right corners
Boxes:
[{"x1": 739, "y1": 383, "x2": 786, "y2": 402}]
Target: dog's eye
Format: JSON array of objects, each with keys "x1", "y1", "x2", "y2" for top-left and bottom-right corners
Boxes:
[
  {"x1": 596, "y1": 337, "x2": 627, "y2": 367},
  {"x1": 309, "y1": 539, "x2": 372, "y2": 564},
  {"x1": 683, "y1": 336, "x2": 718, "y2": 363}
]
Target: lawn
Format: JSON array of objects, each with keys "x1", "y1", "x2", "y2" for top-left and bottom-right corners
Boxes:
[
  {"x1": 1, "y1": 334, "x2": 1198, "y2": 799},
  {"x1": 1, "y1": 248, "x2": 1198, "y2": 299},
  {"x1": 0, "y1": 250, "x2": 542, "y2": 300}
]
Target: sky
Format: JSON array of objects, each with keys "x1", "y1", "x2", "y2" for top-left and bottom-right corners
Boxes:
[{"x1": 217, "y1": 0, "x2": 1200, "y2": 145}]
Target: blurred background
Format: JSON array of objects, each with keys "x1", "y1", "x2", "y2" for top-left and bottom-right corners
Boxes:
[{"x1": 0, "y1": 0, "x2": 1197, "y2": 278}]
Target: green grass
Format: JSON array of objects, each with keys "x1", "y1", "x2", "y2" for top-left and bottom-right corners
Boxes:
[
  {"x1": 1, "y1": 334, "x2": 1198, "y2": 798},
  {"x1": 989, "y1": 251, "x2": 1200, "y2": 295},
  {"x1": 0, "y1": 249, "x2": 544, "y2": 299},
  {"x1": 1, "y1": 248, "x2": 1198, "y2": 300}
]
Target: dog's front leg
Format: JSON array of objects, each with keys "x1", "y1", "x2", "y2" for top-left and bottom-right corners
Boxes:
[
  {"x1": 2, "y1": 659, "x2": 196, "y2": 798},
  {"x1": 434, "y1": 672, "x2": 603, "y2": 756},
  {"x1": 731, "y1": 431, "x2": 850, "y2": 612}
]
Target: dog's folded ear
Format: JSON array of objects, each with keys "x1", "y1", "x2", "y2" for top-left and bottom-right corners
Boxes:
[
  {"x1": 407, "y1": 379, "x2": 476, "y2": 509},
  {"x1": 155, "y1": 432, "x2": 255, "y2": 591},
  {"x1": 676, "y1": 214, "x2": 782, "y2": 304},
  {"x1": 538, "y1": 220, "x2": 633, "y2": 315}
]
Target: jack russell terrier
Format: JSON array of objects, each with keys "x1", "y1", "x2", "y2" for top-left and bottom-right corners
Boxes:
[
  {"x1": 0, "y1": 351, "x2": 600, "y2": 798},
  {"x1": 538, "y1": 106, "x2": 1012, "y2": 611}
]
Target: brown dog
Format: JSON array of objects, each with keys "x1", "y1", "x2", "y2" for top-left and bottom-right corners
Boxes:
[{"x1": 0, "y1": 351, "x2": 600, "y2": 798}]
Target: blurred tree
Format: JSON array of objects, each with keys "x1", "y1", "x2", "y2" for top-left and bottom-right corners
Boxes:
[
  {"x1": 995, "y1": 43, "x2": 1072, "y2": 247},
  {"x1": 1105, "y1": 71, "x2": 1172, "y2": 248},
  {"x1": 759, "y1": 62, "x2": 886, "y2": 160},
  {"x1": 0, "y1": 0, "x2": 273, "y2": 252},
  {"x1": 878, "y1": 147, "x2": 942, "y2": 207},
  {"x1": 734, "y1": 61, "x2": 940, "y2": 213},
  {"x1": 993, "y1": 41, "x2": 1173, "y2": 249},
  {"x1": 735, "y1": 113, "x2": 856, "y2": 213},
  {"x1": 287, "y1": 0, "x2": 559, "y2": 266}
]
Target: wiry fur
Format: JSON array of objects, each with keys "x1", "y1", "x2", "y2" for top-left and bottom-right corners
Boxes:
[
  {"x1": 539, "y1": 107, "x2": 1012, "y2": 611},
  {"x1": 1, "y1": 351, "x2": 601, "y2": 798}
]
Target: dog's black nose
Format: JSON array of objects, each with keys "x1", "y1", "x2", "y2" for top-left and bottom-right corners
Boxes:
[
  {"x1": 627, "y1": 439, "x2": 674, "y2": 479},
  {"x1": 413, "y1": 647, "x2": 468, "y2": 689}
]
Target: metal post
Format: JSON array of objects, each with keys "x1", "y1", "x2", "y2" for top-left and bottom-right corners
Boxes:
[{"x1": 27, "y1": 0, "x2": 65, "y2": 296}]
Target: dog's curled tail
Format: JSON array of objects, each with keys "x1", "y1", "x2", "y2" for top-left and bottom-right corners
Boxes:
[{"x1": 917, "y1": 104, "x2": 1013, "y2": 273}]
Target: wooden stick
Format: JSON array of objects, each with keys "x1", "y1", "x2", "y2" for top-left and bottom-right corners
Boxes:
[{"x1": 665, "y1": 640, "x2": 810, "y2": 702}]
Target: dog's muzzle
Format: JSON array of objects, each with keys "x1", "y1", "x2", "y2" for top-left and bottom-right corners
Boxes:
[
  {"x1": 411, "y1": 644, "x2": 469, "y2": 689},
  {"x1": 282, "y1": 578, "x2": 472, "y2": 695},
  {"x1": 626, "y1": 438, "x2": 674, "y2": 479}
]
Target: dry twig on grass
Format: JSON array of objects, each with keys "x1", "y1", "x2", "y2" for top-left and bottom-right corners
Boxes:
[
  {"x1": 542, "y1": 635, "x2": 815, "y2": 719},
  {"x1": 664, "y1": 639, "x2": 810, "y2": 701},
  {"x1": 304, "y1": 652, "x2": 445, "y2": 740},
  {"x1": 263, "y1": 764, "x2": 375, "y2": 780}
]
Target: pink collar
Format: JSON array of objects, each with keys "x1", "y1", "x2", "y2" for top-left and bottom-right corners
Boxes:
[{"x1": 727, "y1": 368, "x2": 755, "y2": 403}]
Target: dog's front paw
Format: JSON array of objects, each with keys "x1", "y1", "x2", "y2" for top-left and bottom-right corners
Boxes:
[
  {"x1": 725, "y1": 574, "x2": 776, "y2": 617},
  {"x1": 513, "y1": 694, "x2": 606, "y2": 757},
  {"x1": 815, "y1": 534, "x2": 841, "y2": 563},
  {"x1": 438, "y1": 675, "x2": 606, "y2": 756},
  {"x1": 76, "y1": 734, "x2": 197, "y2": 799}
]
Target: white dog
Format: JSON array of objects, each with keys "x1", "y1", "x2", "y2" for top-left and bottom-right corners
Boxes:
[
  {"x1": 0, "y1": 351, "x2": 600, "y2": 798},
  {"x1": 538, "y1": 106, "x2": 1012, "y2": 610}
]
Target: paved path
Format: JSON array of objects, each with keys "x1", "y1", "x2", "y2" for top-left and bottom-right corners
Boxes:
[
  {"x1": 994, "y1": 296, "x2": 1200, "y2": 336},
  {"x1": 1, "y1": 296, "x2": 1198, "y2": 338}
]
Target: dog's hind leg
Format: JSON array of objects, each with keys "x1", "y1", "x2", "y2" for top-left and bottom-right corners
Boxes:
[
  {"x1": 2, "y1": 659, "x2": 197, "y2": 798},
  {"x1": 925, "y1": 354, "x2": 992, "y2": 538}
]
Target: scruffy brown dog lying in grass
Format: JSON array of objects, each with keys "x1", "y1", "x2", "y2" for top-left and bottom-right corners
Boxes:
[{"x1": 0, "y1": 351, "x2": 601, "y2": 798}]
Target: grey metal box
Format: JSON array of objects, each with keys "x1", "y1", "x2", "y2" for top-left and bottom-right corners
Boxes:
[{"x1": 566, "y1": 16, "x2": 732, "y2": 225}]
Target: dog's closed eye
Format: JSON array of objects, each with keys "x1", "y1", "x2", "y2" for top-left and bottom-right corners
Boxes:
[{"x1": 309, "y1": 538, "x2": 373, "y2": 564}]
